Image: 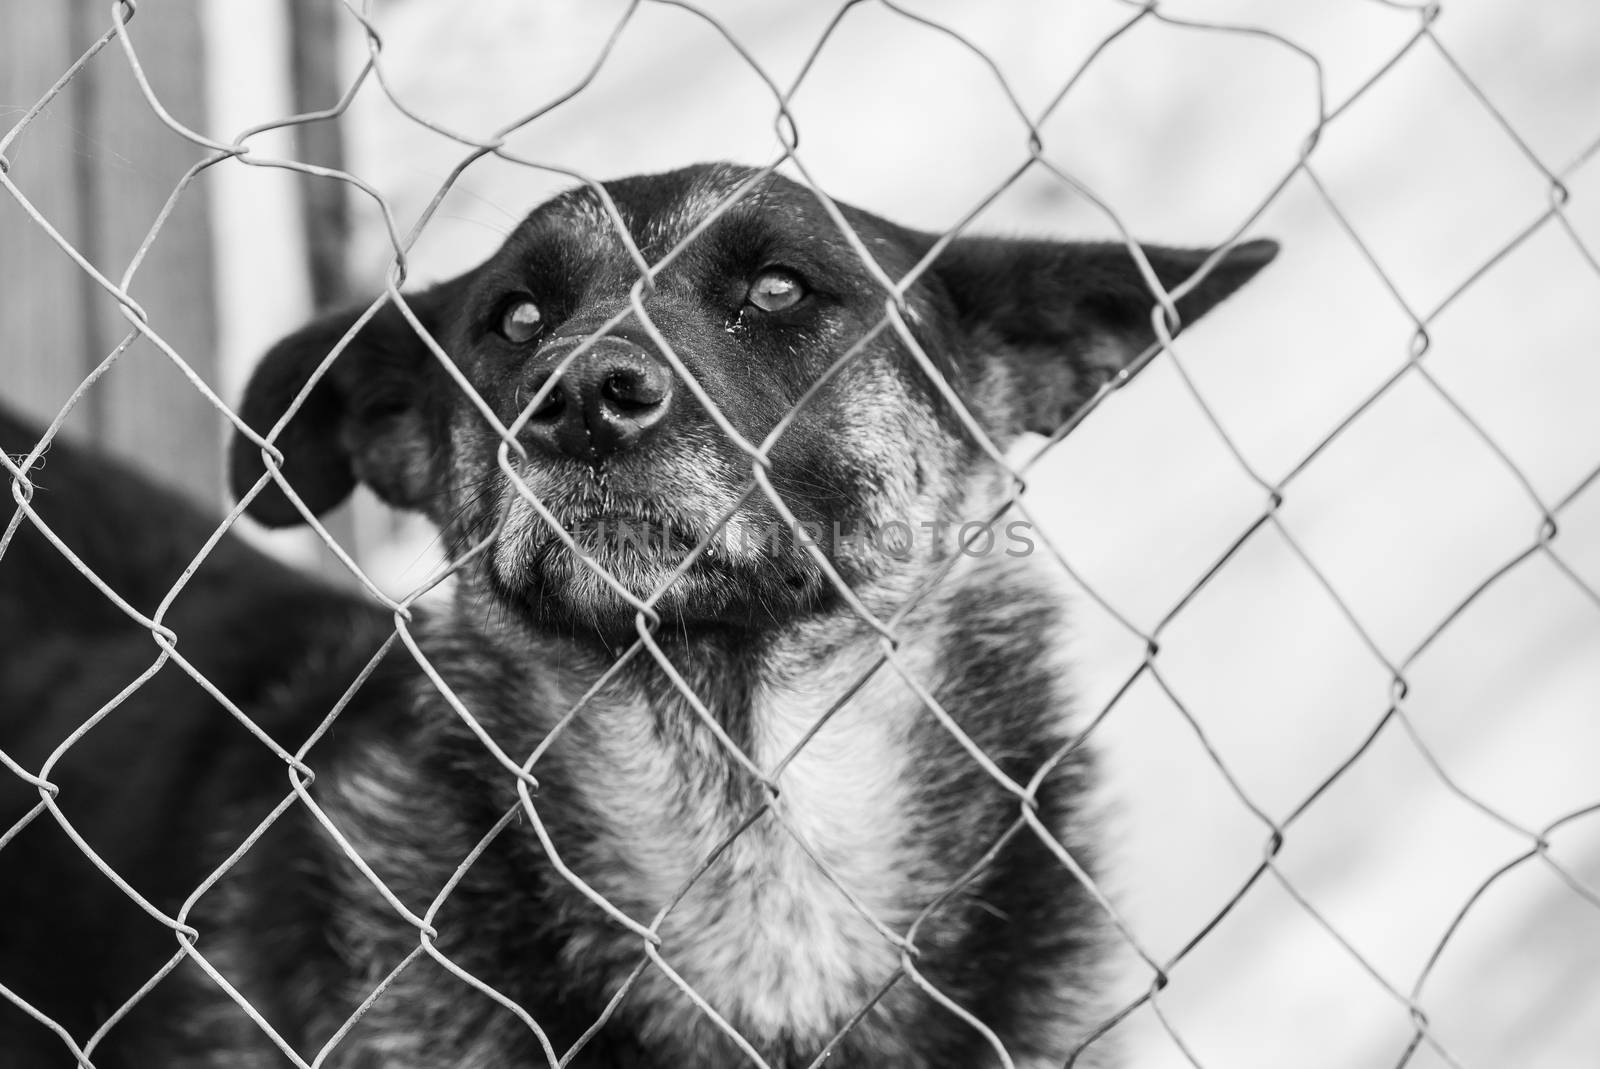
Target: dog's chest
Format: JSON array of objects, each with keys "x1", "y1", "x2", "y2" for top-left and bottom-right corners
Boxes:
[{"x1": 555, "y1": 648, "x2": 934, "y2": 1046}]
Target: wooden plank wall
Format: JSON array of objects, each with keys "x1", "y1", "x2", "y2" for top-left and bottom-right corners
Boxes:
[{"x1": 1, "y1": 0, "x2": 221, "y2": 503}]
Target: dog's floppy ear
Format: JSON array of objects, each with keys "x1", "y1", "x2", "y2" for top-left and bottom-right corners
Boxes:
[
  {"x1": 931, "y1": 236, "x2": 1277, "y2": 438},
  {"x1": 230, "y1": 279, "x2": 466, "y2": 527}
]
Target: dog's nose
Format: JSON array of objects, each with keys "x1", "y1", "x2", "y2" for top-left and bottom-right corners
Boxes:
[{"x1": 521, "y1": 342, "x2": 674, "y2": 461}]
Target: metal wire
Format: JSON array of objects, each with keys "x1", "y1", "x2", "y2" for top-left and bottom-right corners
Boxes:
[{"x1": 2, "y1": 2, "x2": 1598, "y2": 1067}]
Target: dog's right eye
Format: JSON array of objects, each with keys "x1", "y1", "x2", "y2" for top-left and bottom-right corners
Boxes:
[
  {"x1": 497, "y1": 298, "x2": 544, "y2": 344},
  {"x1": 746, "y1": 268, "x2": 807, "y2": 313}
]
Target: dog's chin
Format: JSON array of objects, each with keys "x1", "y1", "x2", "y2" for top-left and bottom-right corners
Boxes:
[{"x1": 492, "y1": 538, "x2": 825, "y2": 642}]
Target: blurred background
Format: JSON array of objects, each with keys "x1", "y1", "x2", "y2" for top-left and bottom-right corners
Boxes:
[{"x1": 3, "y1": 1, "x2": 1598, "y2": 1065}]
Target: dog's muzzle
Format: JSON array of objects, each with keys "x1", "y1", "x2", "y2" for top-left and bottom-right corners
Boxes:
[{"x1": 520, "y1": 337, "x2": 675, "y2": 462}]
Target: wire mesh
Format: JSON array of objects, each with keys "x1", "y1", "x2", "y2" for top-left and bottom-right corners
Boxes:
[{"x1": 3, "y1": 1, "x2": 1599, "y2": 1067}]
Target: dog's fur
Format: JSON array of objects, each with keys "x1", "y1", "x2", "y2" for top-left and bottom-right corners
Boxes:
[{"x1": 0, "y1": 162, "x2": 1274, "y2": 1067}]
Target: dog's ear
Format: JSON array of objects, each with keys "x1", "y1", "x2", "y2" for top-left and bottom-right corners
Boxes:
[
  {"x1": 931, "y1": 236, "x2": 1277, "y2": 439},
  {"x1": 230, "y1": 279, "x2": 466, "y2": 527}
]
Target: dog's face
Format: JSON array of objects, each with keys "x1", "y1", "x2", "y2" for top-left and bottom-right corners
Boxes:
[{"x1": 232, "y1": 163, "x2": 1274, "y2": 639}]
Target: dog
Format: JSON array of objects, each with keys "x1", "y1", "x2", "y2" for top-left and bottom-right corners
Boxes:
[{"x1": 0, "y1": 162, "x2": 1275, "y2": 1067}]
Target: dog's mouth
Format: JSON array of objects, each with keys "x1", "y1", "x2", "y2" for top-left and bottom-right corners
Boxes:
[
  {"x1": 527, "y1": 503, "x2": 720, "y2": 572},
  {"x1": 486, "y1": 478, "x2": 826, "y2": 636}
]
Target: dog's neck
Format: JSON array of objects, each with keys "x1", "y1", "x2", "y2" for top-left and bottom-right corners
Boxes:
[{"x1": 517, "y1": 601, "x2": 947, "y2": 1046}]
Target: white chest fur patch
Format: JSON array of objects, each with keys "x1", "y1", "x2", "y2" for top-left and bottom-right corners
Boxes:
[{"x1": 555, "y1": 642, "x2": 938, "y2": 1047}]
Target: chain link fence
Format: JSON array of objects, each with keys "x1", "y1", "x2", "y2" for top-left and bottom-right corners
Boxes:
[{"x1": 3, "y1": 1, "x2": 1599, "y2": 1066}]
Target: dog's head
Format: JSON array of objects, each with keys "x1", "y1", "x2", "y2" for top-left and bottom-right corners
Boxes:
[{"x1": 231, "y1": 163, "x2": 1274, "y2": 639}]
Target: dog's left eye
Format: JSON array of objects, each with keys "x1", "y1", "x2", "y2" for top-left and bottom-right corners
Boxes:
[
  {"x1": 746, "y1": 268, "x2": 806, "y2": 313},
  {"x1": 497, "y1": 298, "x2": 544, "y2": 344}
]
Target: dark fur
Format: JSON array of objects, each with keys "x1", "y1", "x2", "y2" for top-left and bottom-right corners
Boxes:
[{"x1": 0, "y1": 163, "x2": 1274, "y2": 1067}]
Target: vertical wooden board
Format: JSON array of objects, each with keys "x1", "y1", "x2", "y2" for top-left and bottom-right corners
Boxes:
[
  {"x1": 0, "y1": 6, "x2": 94, "y2": 440},
  {"x1": 287, "y1": 0, "x2": 353, "y2": 310},
  {"x1": 82, "y1": 0, "x2": 222, "y2": 503},
  {"x1": 1, "y1": 0, "x2": 221, "y2": 504}
]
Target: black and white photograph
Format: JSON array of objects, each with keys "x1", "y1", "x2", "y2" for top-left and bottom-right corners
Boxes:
[{"x1": 2, "y1": 2, "x2": 1598, "y2": 1066}]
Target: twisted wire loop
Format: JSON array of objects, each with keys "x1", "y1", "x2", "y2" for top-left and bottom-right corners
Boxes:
[{"x1": 1, "y1": 2, "x2": 1597, "y2": 1067}]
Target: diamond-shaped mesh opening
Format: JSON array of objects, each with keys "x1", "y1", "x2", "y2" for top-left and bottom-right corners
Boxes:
[
  {"x1": 1091, "y1": 670, "x2": 1276, "y2": 961},
  {"x1": 1123, "y1": 873, "x2": 1424, "y2": 1069},
  {"x1": 1151, "y1": 520, "x2": 1399, "y2": 818},
  {"x1": 1422, "y1": 223, "x2": 1600, "y2": 502},
  {"x1": 1311, "y1": 32, "x2": 1563, "y2": 317},
  {"x1": 1275, "y1": 370, "x2": 1552, "y2": 658},
  {"x1": 1398, "y1": 554, "x2": 1600, "y2": 826}
]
